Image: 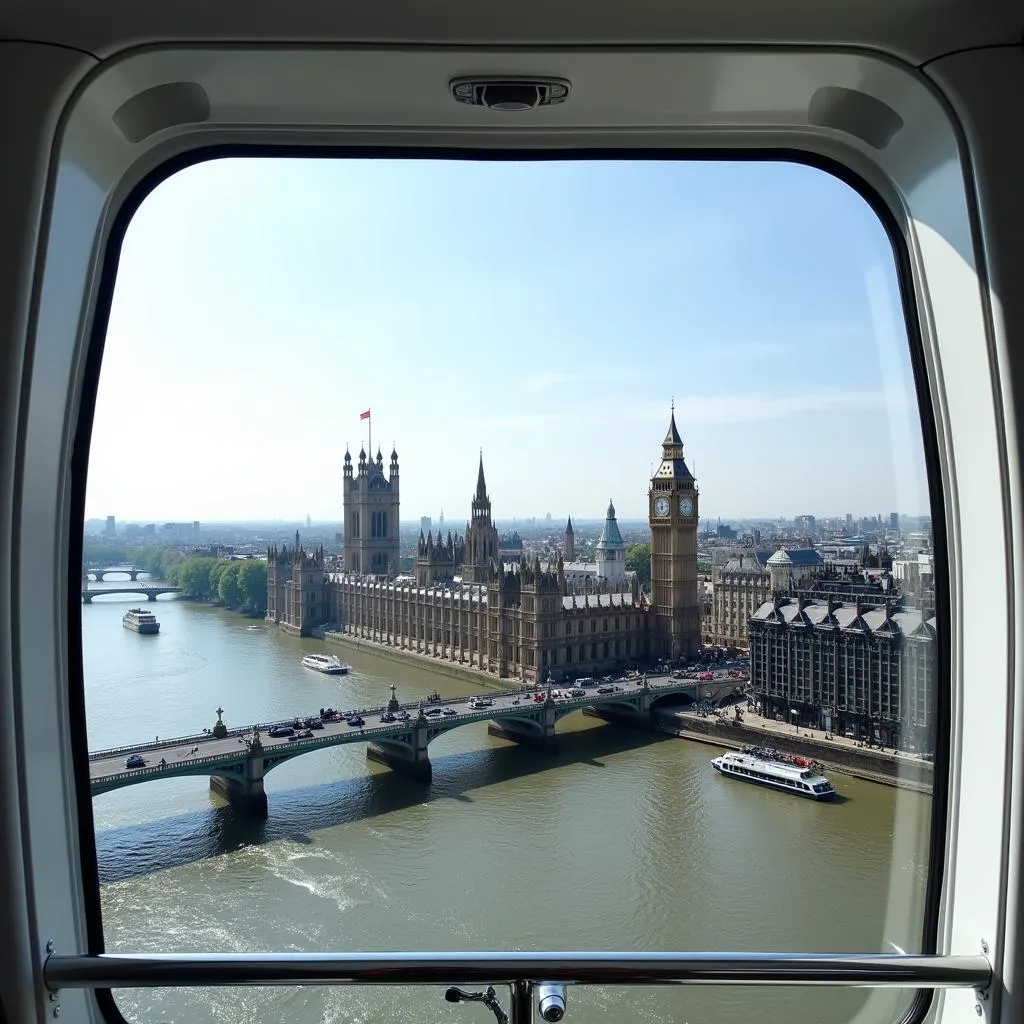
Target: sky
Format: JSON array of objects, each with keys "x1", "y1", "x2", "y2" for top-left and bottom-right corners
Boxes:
[{"x1": 85, "y1": 157, "x2": 930, "y2": 524}]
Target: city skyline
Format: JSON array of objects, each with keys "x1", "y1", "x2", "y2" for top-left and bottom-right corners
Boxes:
[
  {"x1": 88, "y1": 508, "x2": 927, "y2": 533},
  {"x1": 85, "y1": 157, "x2": 930, "y2": 521}
]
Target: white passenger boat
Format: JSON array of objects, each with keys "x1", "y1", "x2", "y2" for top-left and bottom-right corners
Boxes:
[
  {"x1": 711, "y1": 751, "x2": 836, "y2": 801},
  {"x1": 301, "y1": 654, "x2": 349, "y2": 675},
  {"x1": 122, "y1": 607, "x2": 160, "y2": 634}
]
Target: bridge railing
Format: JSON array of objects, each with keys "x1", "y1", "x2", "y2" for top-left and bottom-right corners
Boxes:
[
  {"x1": 87, "y1": 687, "x2": 534, "y2": 759},
  {"x1": 91, "y1": 749, "x2": 250, "y2": 787},
  {"x1": 90, "y1": 727, "x2": 262, "y2": 760},
  {"x1": 88, "y1": 677, "x2": 725, "y2": 761},
  {"x1": 89, "y1": 679, "x2": 741, "y2": 787},
  {"x1": 90, "y1": 720, "x2": 430, "y2": 787}
]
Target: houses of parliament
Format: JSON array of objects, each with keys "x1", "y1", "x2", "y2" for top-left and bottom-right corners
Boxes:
[{"x1": 266, "y1": 410, "x2": 701, "y2": 682}]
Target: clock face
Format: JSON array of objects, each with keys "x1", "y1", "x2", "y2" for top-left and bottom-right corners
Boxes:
[
  {"x1": 679, "y1": 496, "x2": 695, "y2": 517},
  {"x1": 653, "y1": 496, "x2": 670, "y2": 518}
]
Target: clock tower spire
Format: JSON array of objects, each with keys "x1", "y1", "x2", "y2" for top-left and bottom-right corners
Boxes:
[{"x1": 648, "y1": 404, "x2": 700, "y2": 659}]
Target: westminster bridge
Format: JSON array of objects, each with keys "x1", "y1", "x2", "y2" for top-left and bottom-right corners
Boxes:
[{"x1": 88, "y1": 675, "x2": 745, "y2": 817}]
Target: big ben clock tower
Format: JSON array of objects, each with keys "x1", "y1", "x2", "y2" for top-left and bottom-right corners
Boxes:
[{"x1": 648, "y1": 404, "x2": 700, "y2": 659}]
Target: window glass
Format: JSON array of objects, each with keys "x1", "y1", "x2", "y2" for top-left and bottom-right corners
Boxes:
[{"x1": 83, "y1": 157, "x2": 936, "y2": 1024}]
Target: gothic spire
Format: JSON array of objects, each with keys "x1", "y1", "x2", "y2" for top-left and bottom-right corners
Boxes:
[
  {"x1": 663, "y1": 402, "x2": 683, "y2": 448},
  {"x1": 475, "y1": 449, "x2": 487, "y2": 502},
  {"x1": 654, "y1": 401, "x2": 693, "y2": 483}
]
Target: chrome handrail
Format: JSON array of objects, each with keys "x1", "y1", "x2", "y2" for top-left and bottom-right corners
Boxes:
[{"x1": 43, "y1": 951, "x2": 991, "y2": 990}]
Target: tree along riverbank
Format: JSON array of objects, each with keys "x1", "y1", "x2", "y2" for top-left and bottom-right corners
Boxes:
[{"x1": 86, "y1": 541, "x2": 267, "y2": 617}]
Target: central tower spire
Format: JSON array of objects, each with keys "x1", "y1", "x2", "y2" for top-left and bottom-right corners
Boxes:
[
  {"x1": 465, "y1": 449, "x2": 498, "y2": 584},
  {"x1": 475, "y1": 449, "x2": 488, "y2": 503}
]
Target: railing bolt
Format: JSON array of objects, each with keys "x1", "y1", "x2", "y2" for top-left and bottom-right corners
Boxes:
[
  {"x1": 975, "y1": 1003, "x2": 983, "y2": 1017},
  {"x1": 46, "y1": 939, "x2": 54, "y2": 954},
  {"x1": 981, "y1": 940, "x2": 989, "y2": 955}
]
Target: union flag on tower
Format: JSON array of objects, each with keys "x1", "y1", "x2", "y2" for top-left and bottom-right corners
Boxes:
[{"x1": 359, "y1": 410, "x2": 371, "y2": 420}]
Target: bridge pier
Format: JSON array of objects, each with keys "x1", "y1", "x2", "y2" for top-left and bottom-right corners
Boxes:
[
  {"x1": 146, "y1": 592, "x2": 158, "y2": 601},
  {"x1": 82, "y1": 593, "x2": 93, "y2": 604},
  {"x1": 366, "y1": 719, "x2": 432, "y2": 781},
  {"x1": 584, "y1": 689, "x2": 658, "y2": 731},
  {"x1": 210, "y1": 754, "x2": 268, "y2": 818},
  {"x1": 487, "y1": 702, "x2": 559, "y2": 749}
]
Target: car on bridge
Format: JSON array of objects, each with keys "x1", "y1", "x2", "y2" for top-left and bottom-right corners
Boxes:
[
  {"x1": 346, "y1": 716, "x2": 365, "y2": 727},
  {"x1": 125, "y1": 754, "x2": 146, "y2": 768},
  {"x1": 268, "y1": 726, "x2": 294, "y2": 737}
]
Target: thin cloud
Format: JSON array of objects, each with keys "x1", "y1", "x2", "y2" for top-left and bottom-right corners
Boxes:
[
  {"x1": 481, "y1": 411, "x2": 573, "y2": 431},
  {"x1": 519, "y1": 371, "x2": 576, "y2": 394},
  {"x1": 639, "y1": 389, "x2": 909, "y2": 427}
]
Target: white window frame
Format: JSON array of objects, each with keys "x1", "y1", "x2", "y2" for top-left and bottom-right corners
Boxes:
[{"x1": 0, "y1": 40, "x2": 1020, "y2": 1024}]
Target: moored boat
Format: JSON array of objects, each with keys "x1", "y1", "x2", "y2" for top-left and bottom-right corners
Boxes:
[
  {"x1": 301, "y1": 653, "x2": 349, "y2": 675},
  {"x1": 711, "y1": 750, "x2": 835, "y2": 800},
  {"x1": 122, "y1": 607, "x2": 160, "y2": 634}
]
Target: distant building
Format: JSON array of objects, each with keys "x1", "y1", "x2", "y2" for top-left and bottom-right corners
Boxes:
[
  {"x1": 562, "y1": 501, "x2": 628, "y2": 588},
  {"x1": 265, "y1": 532, "x2": 327, "y2": 635},
  {"x1": 498, "y1": 530, "x2": 524, "y2": 565},
  {"x1": 707, "y1": 547, "x2": 826, "y2": 648},
  {"x1": 420, "y1": 516, "x2": 432, "y2": 535},
  {"x1": 159, "y1": 521, "x2": 200, "y2": 543},
  {"x1": 748, "y1": 574, "x2": 936, "y2": 754},
  {"x1": 796, "y1": 514, "x2": 816, "y2": 538},
  {"x1": 892, "y1": 553, "x2": 935, "y2": 615},
  {"x1": 105, "y1": 515, "x2": 116, "y2": 537}
]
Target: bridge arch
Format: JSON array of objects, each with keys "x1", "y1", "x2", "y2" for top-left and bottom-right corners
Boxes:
[
  {"x1": 82, "y1": 585, "x2": 180, "y2": 603},
  {"x1": 89, "y1": 676, "x2": 750, "y2": 813}
]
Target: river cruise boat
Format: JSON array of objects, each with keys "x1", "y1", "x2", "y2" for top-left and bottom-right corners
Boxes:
[
  {"x1": 301, "y1": 654, "x2": 349, "y2": 675},
  {"x1": 711, "y1": 751, "x2": 836, "y2": 801},
  {"x1": 122, "y1": 608, "x2": 160, "y2": 634}
]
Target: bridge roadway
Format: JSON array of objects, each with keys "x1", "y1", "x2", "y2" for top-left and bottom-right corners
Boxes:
[
  {"x1": 89, "y1": 673, "x2": 745, "y2": 798},
  {"x1": 84, "y1": 565, "x2": 144, "y2": 581},
  {"x1": 82, "y1": 584, "x2": 180, "y2": 603}
]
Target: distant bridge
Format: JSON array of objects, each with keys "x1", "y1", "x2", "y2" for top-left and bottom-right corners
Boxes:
[
  {"x1": 82, "y1": 585, "x2": 180, "y2": 603},
  {"x1": 84, "y1": 565, "x2": 147, "y2": 581},
  {"x1": 88, "y1": 675, "x2": 745, "y2": 816}
]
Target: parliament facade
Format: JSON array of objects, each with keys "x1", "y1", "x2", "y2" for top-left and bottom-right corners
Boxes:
[{"x1": 267, "y1": 411, "x2": 702, "y2": 682}]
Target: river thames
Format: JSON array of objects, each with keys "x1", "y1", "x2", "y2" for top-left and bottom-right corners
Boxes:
[{"x1": 83, "y1": 586, "x2": 932, "y2": 1024}]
